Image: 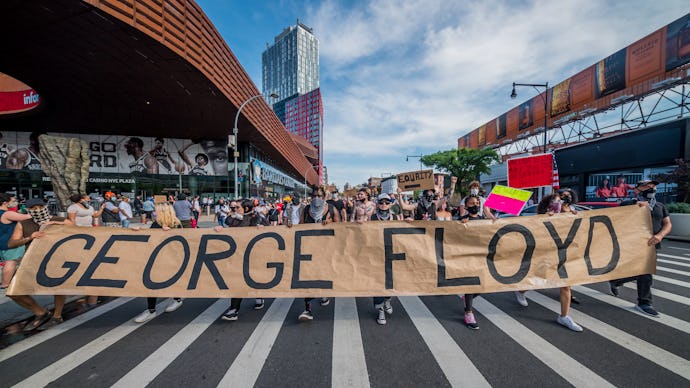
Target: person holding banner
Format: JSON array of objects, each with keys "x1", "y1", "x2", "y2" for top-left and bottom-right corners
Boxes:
[
  {"x1": 609, "y1": 180, "x2": 671, "y2": 317},
  {"x1": 396, "y1": 187, "x2": 436, "y2": 220},
  {"x1": 459, "y1": 181, "x2": 495, "y2": 221},
  {"x1": 298, "y1": 187, "x2": 335, "y2": 321},
  {"x1": 369, "y1": 193, "x2": 398, "y2": 325},
  {"x1": 516, "y1": 190, "x2": 583, "y2": 332},
  {"x1": 133, "y1": 202, "x2": 184, "y2": 323},
  {"x1": 351, "y1": 188, "x2": 374, "y2": 222},
  {"x1": 458, "y1": 195, "x2": 485, "y2": 329}
]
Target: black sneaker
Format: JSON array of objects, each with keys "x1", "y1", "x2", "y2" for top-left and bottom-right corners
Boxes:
[
  {"x1": 254, "y1": 298, "x2": 265, "y2": 310},
  {"x1": 320, "y1": 298, "x2": 330, "y2": 306},
  {"x1": 635, "y1": 304, "x2": 659, "y2": 317},
  {"x1": 221, "y1": 308, "x2": 239, "y2": 321},
  {"x1": 609, "y1": 281, "x2": 619, "y2": 297}
]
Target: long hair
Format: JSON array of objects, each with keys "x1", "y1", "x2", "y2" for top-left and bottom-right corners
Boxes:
[
  {"x1": 537, "y1": 193, "x2": 558, "y2": 214},
  {"x1": 154, "y1": 202, "x2": 182, "y2": 228}
]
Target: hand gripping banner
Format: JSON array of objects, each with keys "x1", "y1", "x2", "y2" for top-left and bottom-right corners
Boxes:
[{"x1": 8, "y1": 206, "x2": 656, "y2": 298}]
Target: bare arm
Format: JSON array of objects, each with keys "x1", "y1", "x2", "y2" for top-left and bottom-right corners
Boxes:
[
  {"x1": 649, "y1": 216, "x2": 672, "y2": 246},
  {"x1": 2, "y1": 211, "x2": 32, "y2": 223}
]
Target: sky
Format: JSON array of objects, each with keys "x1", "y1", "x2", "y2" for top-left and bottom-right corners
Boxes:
[{"x1": 196, "y1": 0, "x2": 689, "y2": 188}]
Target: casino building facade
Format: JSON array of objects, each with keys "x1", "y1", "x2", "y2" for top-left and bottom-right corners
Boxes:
[{"x1": 0, "y1": 0, "x2": 319, "y2": 201}]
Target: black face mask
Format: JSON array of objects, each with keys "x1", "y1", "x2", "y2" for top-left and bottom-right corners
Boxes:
[
  {"x1": 642, "y1": 188, "x2": 657, "y2": 200},
  {"x1": 561, "y1": 195, "x2": 572, "y2": 205},
  {"x1": 467, "y1": 205, "x2": 480, "y2": 214}
]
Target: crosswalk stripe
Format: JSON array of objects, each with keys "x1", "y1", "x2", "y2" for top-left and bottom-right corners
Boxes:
[
  {"x1": 472, "y1": 297, "x2": 614, "y2": 388},
  {"x1": 658, "y1": 253, "x2": 690, "y2": 262},
  {"x1": 654, "y1": 274, "x2": 690, "y2": 289},
  {"x1": 112, "y1": 299, "x2": 229, "y2": 387},
  {"x1": 399, "y1": 296, "x2": 490, "y2": 387},
  {"x1": 622, "y1": 284, "x2": 690, "y2": 306},
  {"x1": 216, "y1": 298, "x2": 293, "y2": 388},
  {"x1": 667, "y1": 246, "x2": 690, "y2": 252},
  {"x1": 526, "y1": 292, "x2": 690, "y2": 380},
  {"x1": 657, "y1": 267, "x2": 690, "y2": 277},
  {"x1": 659, "y1": 259, "x2": 690, "y2": 268},
  {"x1": 572, "y1": 286, "x2": 690, "y2": 335},
  {"x1": 12, "y1": 299, "x2": 166, "y2": 388},
  {"x1": 332, "y1": 298, "x2": 370, "y2": 388},
  {"x1": 0, "y1": 297, "x2": 133, "y2": 363}
]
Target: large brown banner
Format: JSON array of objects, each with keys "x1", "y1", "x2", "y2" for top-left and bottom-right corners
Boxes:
[{"x1": 8, "y1": 206, "x2": 656, "y2": 298}]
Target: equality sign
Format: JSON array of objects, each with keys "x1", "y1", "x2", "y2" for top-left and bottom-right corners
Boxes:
[
  {"x1": 397, "y1": 169, "x2": 435, "y2": 191},
  {"x1": 507, "y1": 154, "x2": 553, "y2": 189},
  {"x1": 485, "y1": 185, "x2": 532, "y2": 215},
  {"x1": 8, "y1": 206, "x2": 656, "y2": 298}
]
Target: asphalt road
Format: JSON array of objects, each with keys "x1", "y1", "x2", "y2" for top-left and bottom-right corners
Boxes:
[{"x1": 0, "y1": 240, "x2": 688, "y2": 387}]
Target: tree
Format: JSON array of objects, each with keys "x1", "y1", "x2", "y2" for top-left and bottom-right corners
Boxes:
[
  {"x1": 654, "y1": 158, "x2": 690, "y2": 203},
  {"x1": 421, "y1": 147, "x2": 500, "y2": 197}
]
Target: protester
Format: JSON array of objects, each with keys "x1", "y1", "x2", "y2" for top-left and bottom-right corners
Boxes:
[
  {"x1": 173, "y1": 193, "x2": 193, "y2": 228},
  {"x1": 221, "y1": 199, "x2": 267, "y2": 321},
  {"x1": 7, "y1": 198, "x2": 73, "y2": 330},
  {"x1": 133, "y1": 202, "x2": 184, "y2": 323},
  {"x1": 396, "y1": 187, "x2": 436, "y2": 220},
  {"x1": 284, "y1": 196, "x2": 304, "y2": 227},
  {"x1": 327, "y1": 192, "x2": 347, "y2": 222},
  {"x1": 435, "y1": 198, "x2": 452, "y2": 221},
  {"x1": 459, "y1": 181, "x2": 495, "y2": 220},
  {"x1": 191, "y1": 195, "x2": 201, "y2": 223},
  {"x1": 0, "y1": 193, "x2": 33, "y2": 290},
  {"x1": 369, "y1": 193, "x2": 397, "y2": 325},
  {"x1": 297, "y1": 187, "x2": 337, "y2": 321},
  {"x1": 609, "y1": 180, "x2": 671, "y2": 317},
  {"x1": 118, "y1": 196, "x2": 134, "y2": 228},
  {"x1": 215, "y1": 198, "x2": 229, "y2": 227},
  {"x1": 132, "y1": 195, "x2": 143, "y2": 217},
  {"x1": 515, "y1": 190, "x2": 583, "y2": 332},
  {"x1": 142, "y1": 197, "x2": 155, "y2": 224},
  {"x1": 67, "y1": 193, "x2": 104, "y2": 227},
  {"x1": 100, "y1": 191, "x2": 121, "y2": 227},
  {"x1": 351, "y1": 188, "x2": 374, "y2": 222},
  {"x1": 458, "y1": 195, "x2": 485, "y2": 330}
]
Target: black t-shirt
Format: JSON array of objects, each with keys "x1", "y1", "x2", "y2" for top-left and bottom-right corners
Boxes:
[
  {"x1": 459, "y1": 213, "x2": 485, "y2": 222},
  {"x1": 327, "y1": 199, "x2": 345, "y2": 212},
  {"x1": 620, "y1": 199, "x2": 669, "y2": 248}
]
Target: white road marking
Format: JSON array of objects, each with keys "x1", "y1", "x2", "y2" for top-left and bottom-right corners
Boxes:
[{"x1": 332, "y1": 297, "x2": 370, "y2": 388}]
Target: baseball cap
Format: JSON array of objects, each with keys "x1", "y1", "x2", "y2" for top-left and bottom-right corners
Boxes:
[
  {"x1": 25, "y1": 198, "x2": 46, "y2": 207},
  {"x1": 377, "y1": 193, "x2": 391, "y2": 202},
  {"x1": 635, "y1": 179, "x2": 659, "y2": 188}
]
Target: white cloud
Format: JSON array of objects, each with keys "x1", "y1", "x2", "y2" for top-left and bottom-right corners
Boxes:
[{"x1": 307, "y1": 0, "x2": 690, "y2": 185}]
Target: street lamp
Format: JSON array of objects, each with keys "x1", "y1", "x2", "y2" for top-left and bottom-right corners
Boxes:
[
  {"x1": 232, "y1": 92, "x2": 278, "y2": 199},
  {"x1": 406, "y1": 154, "x2": 424, "y2": 171},
  {"x1": 511, "y1": 82, "x2": 549, "y2": 153}
]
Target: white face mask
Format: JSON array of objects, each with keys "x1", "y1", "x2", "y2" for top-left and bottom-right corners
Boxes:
[{"x1": 470, "y1": 188, "x2": 479, "y2": 196}]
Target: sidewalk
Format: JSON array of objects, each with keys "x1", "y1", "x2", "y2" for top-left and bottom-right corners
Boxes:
[{"x1": 0, "y1": 213, "x2": 219, "y2": 329}]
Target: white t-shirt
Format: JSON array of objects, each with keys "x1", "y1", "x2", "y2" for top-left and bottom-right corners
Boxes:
[
  {"x1": 67, "y1": 203, "x2": 95, "y2": 227},
  {"x1": 118, "y1": 201, "x2": 133, "y2": 221}
]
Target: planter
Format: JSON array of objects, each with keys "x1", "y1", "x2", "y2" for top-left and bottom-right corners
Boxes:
[{"x1": 667, "y1": 213, "x2": 690, "y2": 241}]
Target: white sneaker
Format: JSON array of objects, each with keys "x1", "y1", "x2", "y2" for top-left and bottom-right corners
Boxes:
[
  {"x1": 165, "y1": 298, "x2": 183, "y2": 313},
  {"x1": 134, "y1": 309, "x2": 157, "y2": 323},
  {"x1": 515, "y1": 291, "x2": 528, "y2": 307},
  {"x1": 557, "y1": 315, "x2": 583, "y2": 332},
  {"x1": 383, "y1": 299, "x2": 393, "y2": 315},
  {"x1": 376, "y1": 308, "x2": 387, "y2": 325}
]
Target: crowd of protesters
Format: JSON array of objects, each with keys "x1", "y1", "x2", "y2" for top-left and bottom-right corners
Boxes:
[{"x1": 0, "y1": 178, "x2": 671, "y2": 333}]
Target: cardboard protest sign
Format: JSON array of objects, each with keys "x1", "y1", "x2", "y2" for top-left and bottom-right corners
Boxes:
[
  {"x1": 508, "y1": 154, "x2": 553, "y2": 188},
  {"x1": 8, "y1": 206, "x2": 655, "y2": 298},
  {"x1": 343, "y1": 189, "x2": 357, "y2": 199},
  {"x1": 154, "y1": 195, "x2": 167, "y2": 204},
  {"x1": 485, "y1": 185, "x2": 533, "y2": 215},
  {"x1": 397, "y1": 170, "x2": 435, "y2": 191}
]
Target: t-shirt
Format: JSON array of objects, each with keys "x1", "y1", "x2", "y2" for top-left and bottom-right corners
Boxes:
[
  {"x1": 67, "y1": 203, "x2": 95, "y2": 227},
  {"x1": 143, "y1": 200, "x2": 155, "y2": 212},
  {"x1": 20, "y1": 216, "x2": 67, "y2": 245},
  {"x1": 173, "y1": 200, "x2": 193, "y2": 221},
  {"x1": 118, "y1": 201, "x2": 133, "y2": 221},
  {"x1": 621, "y1": 199, "x2": 669, "y2": 248},
  {"x1": 102, "y1": 201, "x2": 120, "y2": 223}
]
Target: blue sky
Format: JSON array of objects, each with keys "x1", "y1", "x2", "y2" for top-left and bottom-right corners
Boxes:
[{"x1": 197, "y1": 0, "x2": 688, "y2": 188}]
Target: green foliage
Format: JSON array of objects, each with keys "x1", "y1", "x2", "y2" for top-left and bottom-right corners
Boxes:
[
  {"x1": 420, "y1": 147, "x2": 500, "y2": 195},
  {"x1": 654, "y1": 158, "x2": 690, "y2": 203},
  {"x1": 667, "y1": 202, "x2": 690, "y2": 214}
]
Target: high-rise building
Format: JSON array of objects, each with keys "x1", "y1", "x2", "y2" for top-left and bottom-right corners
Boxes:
[
  {"x1": 262, "y1": 20, "x2": 319, "y2": 100},
  {"x1": 263, "y1": 20, "x2": 324, "y2": 184}
]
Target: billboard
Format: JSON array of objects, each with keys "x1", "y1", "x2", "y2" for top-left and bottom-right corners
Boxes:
[
  {"x1": 460, "y1": 12, "x2": 690, "y2": 150},
  {"x1": 0, "y1": 131, "x2": 228, "y2": 176}
]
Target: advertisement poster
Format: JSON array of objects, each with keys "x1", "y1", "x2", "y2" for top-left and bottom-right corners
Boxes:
[
  {"x1": 550, "y1": 79, "x2": 571, "y2": 117},
  {"x1": 665, "y1": 14, "x2": 690, "y2": 71},
  {"x1": 478, "y1": 124, "x2": 486, "y2": 146},
  {"x1": 570, "y1": 66, "x2": 595, "y2": 107},
  {"x1": 496, "y1": 114, "x2": 507, "y2": 139},
  {"x1": 627, "y1": 30, "x2": 664, "y2": 85},
  {"x1": 595, "y1": 48, "x2": 627, "y2": 98},
  {"x1": 518, "y1": 100, "x2": 533, "y2": 130},
  {"x1": 0, "y1": 131, "x2": 228, "y2": 177}
]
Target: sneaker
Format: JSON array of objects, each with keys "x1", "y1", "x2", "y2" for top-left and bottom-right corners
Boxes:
[
  {"x1": 464, "y1": 312, "x2": 479, "y2": 330},
  {"x1": 221, "y1": 308, "x2": 238, "y2": 321},
  {"x1": 165, "y1": 298, "x2": 183, "y2": 313},
  {"x1": 298, "y1": 310, "x2": 314, "y2": 321},
  {"x1": 134, "y1": 309, "x2": 157, "y2": 323},
  {"x1": 254, "y1": 298, "x2": 265, "y2": 310},
  {"x1": 38, "y1": 316, "x2": 64, "y2": 331},
  {"x1": 557, "y1": 315, "x2": 583, "y2": 332},
  {"x1": 635, "y1": 304, "x2": 659, "y2": 317},
  {"x1": 609, "y1": 281, "x2": 619, "y2": 297},
  {"x1": 376, "y1": 308, "x2": 386, "y2": 325},
  {"x1": 383, "y1": 299, "x2": 393, "y2": 315},
  {"x1": 319, "y1": 297, "x2": 330, "y2": 306},
  {"x1": 515, "y1": 291, "x2": 528, "y2": 307}
]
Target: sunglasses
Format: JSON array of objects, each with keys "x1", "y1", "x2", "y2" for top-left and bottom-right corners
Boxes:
[
  {"x1": 230, "y1": 206, "x2": 237, "y2": 210},
  {"x1": 378, "y1": 200, "x2": 391, "y2": 205},
  {"x1": 313, "y1": 194, "x2": 323, "y2": 198}
]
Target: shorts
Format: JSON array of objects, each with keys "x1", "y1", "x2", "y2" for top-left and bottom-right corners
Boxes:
[{"x1": 0, "y1": 245, "x2": 26, "y2": 261}]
